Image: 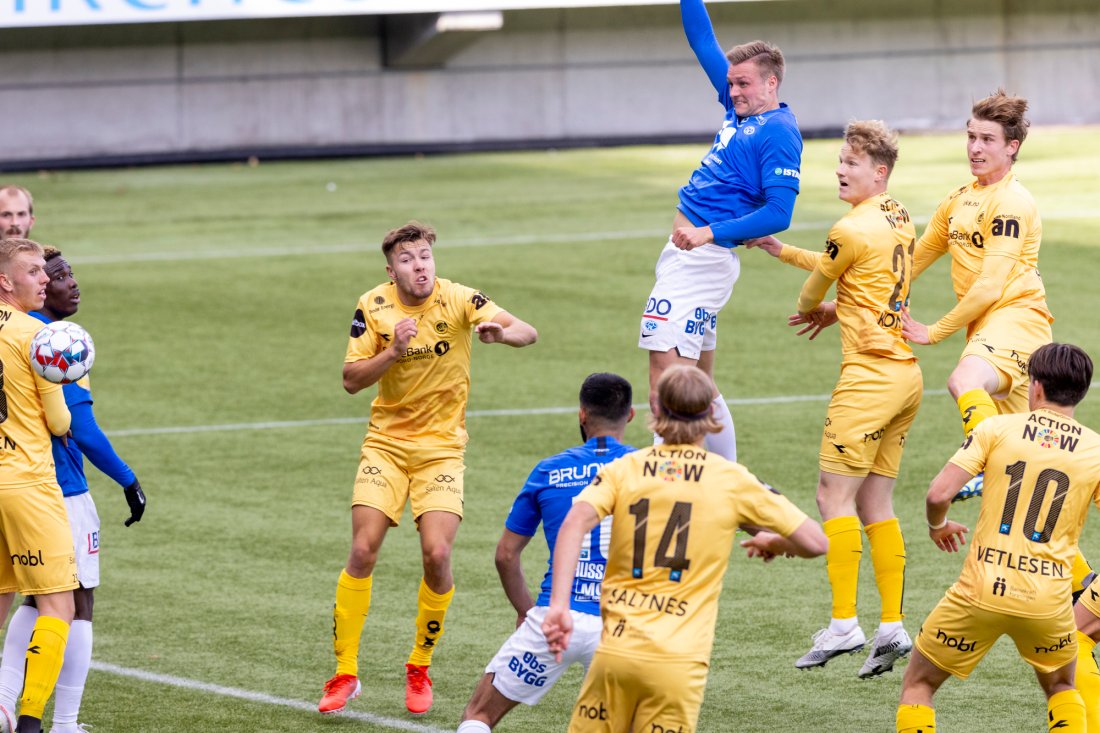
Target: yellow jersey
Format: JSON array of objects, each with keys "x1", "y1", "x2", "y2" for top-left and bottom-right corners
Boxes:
[
  {"x1": 780, "y1": 192, "x2": 917, "y2": 364},
  {"x1": 577, "y1": 445, "x2": 809, "y2": 663},
  {"x1": 947, "y1": 409, "x2": 1100, "y2": 617},
  {"x1": 0, "y1": 306, "x2": 64, "y2": 489},
  {"x1": 913, "y1": 172, "x2": 1051, "y2": 343},
  {"x1": 345, "y1": 278, "x2": 503, "y2": 448}
]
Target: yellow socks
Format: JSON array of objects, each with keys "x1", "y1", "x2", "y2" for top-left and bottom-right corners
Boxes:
[
  {"x1": 19, "y1": 615, "x2": 69, "y2": 719},
  {"x1": 957, "y1": 388, "x2": 997, "y2": 436},
  {"x1": 824, "y1": 516, "x2": 862, "y2": 620},
  {"x1": 896, "y1": 704, "x2": 935, "y2": 732},
  {"x1": 408, "y1": 579, "x2": 454, "y2": 667},
  {"x1": 333, "y1": 570, "x2": 373, "y2": 677},
  {"x1": 866, "y1": 517, "x2": 906, "y2": 623},
  {"x1": 1048, "y1": 689, "x2": 1085, "y2": 732},
  {"x1": 1075, "y1": 631, "x2": 1100, "y2": 732}
]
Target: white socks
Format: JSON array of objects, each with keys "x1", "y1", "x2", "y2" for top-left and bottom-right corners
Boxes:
[
  {"x1": 704, "y1": 394, "x2": 737, "y2": 461},
  {"x1": 52, "y1": 620, "x2": 93, "y2": 726},
  {"x1": 0, "y1": 604, "x2": 38, "y2": 712},
  {"x1": 457, "y1": 721, "x2": 492, "y2": 732}
]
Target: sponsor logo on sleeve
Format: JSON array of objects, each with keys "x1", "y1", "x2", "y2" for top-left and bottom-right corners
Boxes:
[{"x1": 350, "y1": 308, "x2": 367, "y2": 338}]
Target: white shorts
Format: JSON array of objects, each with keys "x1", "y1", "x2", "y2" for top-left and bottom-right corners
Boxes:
[
  {"x1": 485, "y1": 605, "x2": 603, "y2": 706},
  {"x1": 639, "y1": 239, "x2": 740, "y2": 360},
  {"x1": 65, "y1": 492, "x2": 100, "y2": 589}
]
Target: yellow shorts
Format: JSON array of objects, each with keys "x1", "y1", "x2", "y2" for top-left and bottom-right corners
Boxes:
[
  {"x1": 352, "y1": 436, "x2": 465, "y2": 525},
  {"x1": 0, "y1": 483, "x2": 79, "y2": 595},
  {"x1": 963, "y1": 307, "x2": 1052, "y2": 415},
  {"x1": 819, "y1": 358, "x2": 923, "y2": 478},
  {"x1": 567, "y1": 650, "x2": 707, "y2": 733},
  {"x1": 1077, "y1": 578, "x2": 1100, "y2": 619},
  {"x1": 914, "y1": 591, "x2": 1075, "y2": 679}
]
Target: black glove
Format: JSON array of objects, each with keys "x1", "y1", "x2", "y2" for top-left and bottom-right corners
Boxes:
[{"x1": 124, "y1": 478, "x2": 146, "y2": 527}]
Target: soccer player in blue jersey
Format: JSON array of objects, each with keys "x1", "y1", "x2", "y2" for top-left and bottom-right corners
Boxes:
[
  {"x1": 639, "y1": 0, "x2": 802, "y2": 462},
  {"x1": 455, "y1": 373, "x2": 635, "y2": 733},
  {"x1": 0, "y1": 246, "x2": 146, "y2": 733}
]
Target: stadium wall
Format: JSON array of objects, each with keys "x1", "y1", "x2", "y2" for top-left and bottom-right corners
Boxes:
[{"x1": 1, "y1": 0, "x2": 1098, "y2": 168}]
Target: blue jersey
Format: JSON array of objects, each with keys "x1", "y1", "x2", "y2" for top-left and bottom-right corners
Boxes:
[
  {"x1": 504, "y1": 435, "x2": 635, "y2": 616},
  {"x1": 30, "y1": 311, "x2": 135, "y2": 498},
  {"x1": 677, "y1": 0, "x2": 803, "y2": 246}
]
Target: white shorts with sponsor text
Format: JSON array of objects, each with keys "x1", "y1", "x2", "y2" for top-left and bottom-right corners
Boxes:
[
  {"x1": 485, "y1": 605, "x2": 602, "y2": 706},
  {"x1": 638, "y1": 239, "x2": 740, "y2": 360},
  {"x1": 65, "y1": 492, "x2": 101, "y2": 589}
]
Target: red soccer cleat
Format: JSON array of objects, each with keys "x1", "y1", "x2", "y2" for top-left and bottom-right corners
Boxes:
[
  {"x1": 318, "y1": 673, "x2": 361, "y2": 714},
  {"x1": 404, "y1": 663, "x2": 433, "y2": 714}
]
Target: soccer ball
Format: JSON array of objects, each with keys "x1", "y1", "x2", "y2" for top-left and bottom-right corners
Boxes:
[{"x1": 30, "y1": 321, "x2": 95, "y2": 384}]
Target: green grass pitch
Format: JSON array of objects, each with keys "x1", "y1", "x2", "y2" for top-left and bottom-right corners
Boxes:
[{"x1": 4, "y1": 126, "x2": 1100, "y2": 731}]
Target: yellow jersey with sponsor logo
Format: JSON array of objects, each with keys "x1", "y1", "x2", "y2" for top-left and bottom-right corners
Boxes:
[
  {"x1": 576, "y1": 444, "x2": 809, "y2": 663},
  {"x1": 947, "y1": 409, "x2": 1100, "y2": 617},
  {"x1": 781, "y1": 192, "x2": 917, "y2": 365},
  {"x1": 345, "y1": 278, "x2": 502, "y2": 448},
  {"x1": 0, "y1": 305, "x2": 64, "y2": 489},
  {"x1": 915, "y1": 172, "x2": 1051, "y2": 339}
]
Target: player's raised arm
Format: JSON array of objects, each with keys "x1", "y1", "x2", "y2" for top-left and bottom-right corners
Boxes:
[
  {"x1": 680, "y1": 0, "x2": 731, "y2": 97},
  {"x1": 475, "y1": 310, "x2": 537, "y2": 347}
]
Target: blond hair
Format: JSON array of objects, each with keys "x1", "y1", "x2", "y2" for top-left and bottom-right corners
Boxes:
[
  {"x1": 972, "y1": 89, "x2": 1029, "y2": 162},
  {"x1": 726, "y1": 40, "x2": 785, "y2": 85},
  {"x1": 845, "y1": 120, "x2": 899, "y2": 175},
  {"x1": 0, "y1": 238, "x2": 43, "y2": 271},
  {"x1": 647, "y1": 365, "x2": 721, "y2": 445},
  {"x1": 382, "y1": 221, "x2": 436, "y2": 260}
]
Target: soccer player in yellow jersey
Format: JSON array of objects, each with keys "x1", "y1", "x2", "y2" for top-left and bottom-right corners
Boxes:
[
  {"x1": 542, "y1": 365, "x2": 826, "y2": 733},
  {"x1": 898, "y1": 343, "x2": 1099, "y2": 733},
  {"x1": 747, "y1": 121, "x2": 920, "y2": 677},
  {"x1": 0, "y1": 238, "x2": 77, "y2": 733},
  {"x1": 319, "y1": 221, "x2": 537, "y2": 717},
  {"x1": 902, "y1": 90, "x2": 1052, "y2": 500}
]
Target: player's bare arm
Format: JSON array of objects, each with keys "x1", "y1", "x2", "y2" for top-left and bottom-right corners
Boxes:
[
  {"x1": 741, "y1": 518, "x2": 827, "y2": 562},
  {"x1": 744, "y1": 234, "x2": 784, "y2": 257},
  {"x1": 494, "y1": 529, "x2": 536, "y2": 627},
  {"x1": 342, "y1": 317, "x2": 418, "y2": 394},
  {"x1": 475, "y1": 310, "x2": 538, "y2": 346},
  {"x1": 925, "y1": 462, "x2": 971, "y2": 552},
  {"x1": 542, "y1": 501, "x2": 599, "y2": 660}
]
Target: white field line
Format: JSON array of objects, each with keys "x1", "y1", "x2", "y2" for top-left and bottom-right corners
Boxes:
[
  {"x1": 90, "y1": 661, "x2": 450, "y2": 733},
  {"x1": 59, "y1": 209, "x2": 1100, "y2": 266},
  {"x1": 103, "y1": 389, "x2": 952, "y2": 439}
]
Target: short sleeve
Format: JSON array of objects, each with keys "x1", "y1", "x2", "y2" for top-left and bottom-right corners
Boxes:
[
  {"x1": 504, "y1": 466, "x2": 545, "y2": 537},
  {"x1": 345, "y1": 299, "x2": 379, "y2": 363},
  {"x1": 948, "y1": 423, "x2": 992, "y2": 477}
]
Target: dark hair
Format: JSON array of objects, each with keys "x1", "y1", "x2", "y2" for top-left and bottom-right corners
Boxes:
[
  {"x1": 579, "y1": 373, "x2": 633, "y2": 424},
  {"x1": 726, "y1": 40, "x2": 785, "y2": 86},
  {"x1": 381, "y1": 221, "x2": 436, "y2": 260},
  {"x1": 971, "y1": 89, "x2": 1029, "y2": 162},
  {"x1": 1028, "y1": 342, "x2": 1093, "y2": 407}
]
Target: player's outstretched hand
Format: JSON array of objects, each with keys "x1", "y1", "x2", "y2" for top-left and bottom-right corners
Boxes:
[
  {"x1": 741, "y1": 530, "x2": 782, "y2": 563},
  {"x1": 475, "y1": 322, "x2": 505, "y2": 343},
  {"x1": 900, "y1": 306, "x2": 931, "y2": 345},
  {"x1": 671, "y1": 225, "x2": 714, "y2": 251},
  {"x1": 744, "y1": 235, "x2": 783, "y2": 257},
  {"x1": 124, "y1": 478, "x2": 146, "y2": 527},
  {"x1": 541, "y1": 606, "x2": 574, "y2": 663},
  {"x1": 789, "y1": 301, "x2": 838, "y2": 340},
  {"x1": 929, "y1": 520, "x2": 968, "y2": 552},
  {"x1": 392, "y1": 318, "x2": 418, "y2": 352}
]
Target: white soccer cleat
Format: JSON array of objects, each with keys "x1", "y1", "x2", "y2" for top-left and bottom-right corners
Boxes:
[
  {"x1": 859, "y1": 626, "x2": 913, "y2": 679},
  {"x1": 49, "y1": 725, "x2": 93, "y2": 733},
  {"x1": 795, "y1": 625, "x2": 866, "y2": 669}
]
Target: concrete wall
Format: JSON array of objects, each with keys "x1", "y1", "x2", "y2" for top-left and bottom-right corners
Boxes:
[{"x1": 1, "y1": 0, "x2": 1098, "y2": 166}]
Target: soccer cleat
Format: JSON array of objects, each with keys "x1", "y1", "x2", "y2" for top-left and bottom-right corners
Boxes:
[
  {"x1": 0, "y1": 704, "x2": 12, "y2": 733},
  {"x1": 795, "y1": 625, "x2": 866, "y2": 669},
  {"x1": 952, "y1": 472, "x2": 983, "y2": 503},
  {"x1": 405, "y1": 663, "x2": 433, "y2": 715},
  {"x1": 858, "y1": 626, "x2": 913, "y2": 679},
  {"x1": 49, "y1": 725, "x2": 93, "y2": 733},
  {"x1": 318, "y1": 674, "x2": 361, "y2": 715}
]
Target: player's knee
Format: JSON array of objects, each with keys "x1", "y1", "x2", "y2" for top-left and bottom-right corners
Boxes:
[
  {"x1": 421, "y1": 542, "x2": 454, "y2": 575},
  {"x1": 346, "y1": 544, "x2": 379, "y2": 576}
]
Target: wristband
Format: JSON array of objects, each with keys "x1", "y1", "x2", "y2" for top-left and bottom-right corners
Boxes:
[{"x1": 928, "y1": 517, "x2": 948, "y2": 531}]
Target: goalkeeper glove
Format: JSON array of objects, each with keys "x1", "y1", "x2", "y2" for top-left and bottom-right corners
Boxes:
[{"x1": 124, "y1": 478, "x2": 146, "y2": 527}]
